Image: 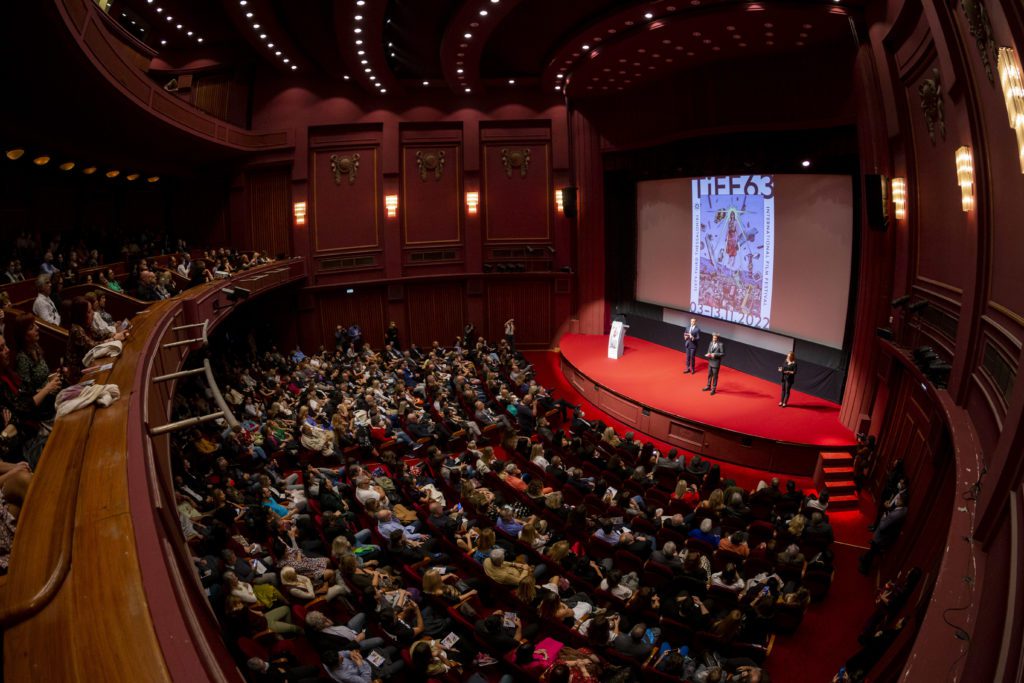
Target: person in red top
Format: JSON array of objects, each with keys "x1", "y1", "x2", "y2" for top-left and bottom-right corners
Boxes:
[{"x1": 671, "y1": 481, "x2": 702, "y2": 510}]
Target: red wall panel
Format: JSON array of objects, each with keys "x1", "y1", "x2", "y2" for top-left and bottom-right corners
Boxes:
[
  {"x1": 485, "y1": 279, "x2": 553, "y2": 346},
  {"x1": 405, "y1": 282, "x2": 467, "y2": 346},
  {"x1": 246, "y1": 166, "x2": 291, "y2": 257},
  {"x1": 317, "y1": 287, "x2": 387, "y2": 350},
  {"x1": 310, "y1": 147, "x2": 381, "y2": 253},
  {"x1": 482, "y1": 143, "x2": 551, "y2": 242},
  {"x1": 401, "y1": 145, "x2": 462, "y2": 246}
]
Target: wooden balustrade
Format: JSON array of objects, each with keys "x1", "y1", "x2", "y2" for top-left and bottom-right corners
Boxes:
[{"x1": 0, "y1": 258, "x2": 306, "y2": 681}]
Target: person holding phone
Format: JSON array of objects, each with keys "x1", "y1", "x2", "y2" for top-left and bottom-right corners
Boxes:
[{"x1": 779, "y1": 352, "x2": 797, "y2": 408}]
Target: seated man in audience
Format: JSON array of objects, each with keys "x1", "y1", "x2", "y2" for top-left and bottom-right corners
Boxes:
[
  {"x1": 495, "y1": 506, "x2": 528, "y2": 536},
  {"x1": 804, "y1": 511, "x2": 834, "y2": 544},
  {"x1": 655, "y1": 448, "x2": 684, "y2": 472},
  {"x1": 483, "y1": 548, "x2": 544, "y2": 584},
  {"x1": 718, "y1": 532, "x2": 750, "y2": 558},
  {"x1": 651, "y1": 540, "x2": 683, "y2": 570},
  {"x1": 687, "y1": 454, "x2": 711, "y2": 479},
  {"x1": 688, "y1": 518, "x2": 721, "y2": 547},
  {"x1": 136, "y1": 270, "x2": 164, "y2": 301},
  {"x1": 32, "y1": 274, "x2": 60, "y2": 325},
  {"x1": 750, "y1": 478, "x2": 781, "y2": 506},
  {"x1": 304, "y1": 610, "x2": 386, "y2": 654},
  {"x1": 612, "y1": 623, "x2": 657, "y2": 660},
  {"x1": 376, "y1": 509, "x2": 425, "y2": 541}
]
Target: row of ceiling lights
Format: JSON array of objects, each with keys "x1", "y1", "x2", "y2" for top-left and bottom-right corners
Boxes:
[
  {"x1": 351, "y1": 0, "x2": 386, "y2": 92},
  {"x1": 239, "y1": 0, "x2": 298, "y2": 70},
  {"x1": 141, "y1": 0, "x2": 203, "y2": 47},
  {"x1": 452, "y1": 0, "x2": 502, "y2": 93},
  {"x1": 4, "y1": 149, "x2": 159, "y2": 182}
]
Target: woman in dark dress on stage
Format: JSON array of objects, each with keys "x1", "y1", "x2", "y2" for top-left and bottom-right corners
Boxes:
[{"x1": 779, "y1": 352, "x2": 797, "y2": 407}]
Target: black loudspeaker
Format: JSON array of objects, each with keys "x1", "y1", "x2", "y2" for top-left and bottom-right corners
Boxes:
[
  {"x1": 866, "y1": 174, "x2": 889, "y2": 231},
  {"x1": 562, "y1": 186, "x2": 578, "y2": 218}
]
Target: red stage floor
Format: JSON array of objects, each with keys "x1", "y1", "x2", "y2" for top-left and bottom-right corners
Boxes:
[{"x1": 558, "y1": 334, "x2": 855, "y2": 447}]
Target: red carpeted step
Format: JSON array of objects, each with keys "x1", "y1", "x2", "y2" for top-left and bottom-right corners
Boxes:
[
  {"x1": 820, "y1": 451, "x2": 854, "y2": 466},
  {"x1": 823, "y1": 466, "x2": 855, "y2": 480},
  {"x1": 826, "y1": 480, "x2": 857, "y2": 496},
  {"x1": 827, "y1": 494, "x2": 861, "y2": 511}
]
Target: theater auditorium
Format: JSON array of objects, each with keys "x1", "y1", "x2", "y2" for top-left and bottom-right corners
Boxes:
[{"x1": 0, "y1": 0, "x2": 1021, "y2": 681}]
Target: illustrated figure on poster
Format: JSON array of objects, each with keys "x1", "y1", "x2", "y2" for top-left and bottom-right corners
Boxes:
[
  {"x1": 779, "y1": 352, "x2": 797, "y2": 407},
  {"x1": 684, "y1": 317, "x2": 701, "y2": 374},
  {"x1": 725, "y1": 210, "x2": 740, "y2": 269}
]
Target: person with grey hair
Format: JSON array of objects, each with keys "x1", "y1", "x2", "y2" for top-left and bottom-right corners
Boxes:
[
  {"x1": 483, "y1": 547, "x2": 545, "y2": 585},
  {"x1": 32, "y1": 274, "x2": 60, "y2": 325},
  {"x1": 651, "y1": 540, "x2": 683, "y2": 569},
  {"x1": 305, "y1": 609, "x2": 386, "y2": 653},
  {"x1": 246, "y1": 655, "x2": 320, "y2": 683}
]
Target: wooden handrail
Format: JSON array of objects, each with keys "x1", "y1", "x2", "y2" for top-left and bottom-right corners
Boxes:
[{"x1": 1, "y1": 258, "x2": 306, "y2": 681}]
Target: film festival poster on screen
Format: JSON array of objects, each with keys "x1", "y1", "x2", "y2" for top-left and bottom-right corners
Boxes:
[{"x1": 690, "y1": 174, "x2": 775, "y2": 331}]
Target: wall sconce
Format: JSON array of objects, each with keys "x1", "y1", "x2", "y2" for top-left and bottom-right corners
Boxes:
[
  {"x1": 293, "y1": 201, "x2": 307, "y2": 226},
  {"x1": 385, "y1": 194, "x2": 398, "y2": 219},
  {"x1": 891, "y1": 177, "x2": 907, "y2": 220},
  {"x1": 555, "y1": 189, "x2": 564, "y2": 214},
  {"x1": 997, "y1": 47, "x2": 1024, "y2": 173},
  {"x1": 465, "y1": 191, "x2": 479, "y2": 215},
  {"x1": 955, "y1": 146, "x2": 974, "y2": 212}
]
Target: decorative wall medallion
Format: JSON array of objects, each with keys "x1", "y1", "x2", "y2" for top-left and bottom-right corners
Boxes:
[
  {"x1": 501, "y1": 148, "x2": 531, "y2": 178},
  {"x1": 961, "y1": 0, "x2": 997, "y2": 83},
  {"x1": 415, "y1": 150, "x2": 446, "y2": 181},
  {"x1": 918, "y1": 69, "x2": 946, "y2": 144},
  {"x1": 330, "y1": 153, "x2": 360, "y2": 185}
]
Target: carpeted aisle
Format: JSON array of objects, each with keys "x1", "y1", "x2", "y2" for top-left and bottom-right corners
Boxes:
[
  {"x1": 560, "y1": 334, "x2": 856, "y2": 447},
  {"x1": 525, "y1": 349, "x2": 878, "y2": 682}
]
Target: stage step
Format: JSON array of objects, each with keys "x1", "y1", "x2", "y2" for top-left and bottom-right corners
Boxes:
[
  {"x1": 820, "y1": 451, "x2": 854, "y2": 467},
  {"x1": 827, "y1": 494, "x2": 860, "y2": 511},
  {"x1": 823, "y1": 466, "x2": 855, "y2": 481}
]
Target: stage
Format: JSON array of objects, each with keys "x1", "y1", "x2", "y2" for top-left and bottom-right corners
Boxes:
[{"x1": 558, "y1": 334, "x2": 856, "y2": 475}]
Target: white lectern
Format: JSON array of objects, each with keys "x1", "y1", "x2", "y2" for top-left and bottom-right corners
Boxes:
[{"x1": 608, "y1": 321, "x2": 628, "y2": 359}]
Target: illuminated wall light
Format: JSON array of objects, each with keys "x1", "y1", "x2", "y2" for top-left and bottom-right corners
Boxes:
[
  {"x1": 384, "y1": 194, "x2": 399, "y2": 218},
  {"x1": 465, "y1": 191, "x2": 479, "y2": 215},
  {"x1": 997, "y1": 47, "x2": 1024, "y2": 173},
  {"x1": 955, "y1": 146, "x2": 974, "y2": 212},
  {"x1": 126, "y1": 173, "x2": 140, "y2": 181},
  {"x1": 59, "y1": 161, "x2": 75, "y2": 171},
  {"x1": 293, "y1": 201, "x2": 307, "y2": 225},
  {"x1": 891, "y1": 177, "x2": 907, "y2": 220},
  {"x1": 147, "y1": 176, "x2": 160, "y2": 183},
  {"x1": 555, "y1": 189, "x2": 565, "y2": 214},
  {"x1": 33, "y1": 156, "x2": 50, "y2": 166},
  {"x1": 5, "y1": 149, "x2": 25, "y2": 160},
  {"x1": 83, "y1": 166, "x2": 97, "y2": 175}
]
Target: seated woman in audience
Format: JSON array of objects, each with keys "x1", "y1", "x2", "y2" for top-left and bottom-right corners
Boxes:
[
  {"x1": 470, "y1": 527, "x2": 498, "y2": 564},
  {"x1": 99, "y1": 269, "x2": 124, "y2": 293},
  {"x1": 0, "y1": 333, "x2": 58, "y2": 466},
  {"x1": 422, "y1": 567, "x2": 477, "y2": 607},
  {"x1": 600, "y1": 426, "x2": 621, "y2": 448},
  {"x1": 539, "y1": 586, "x2": 595, "y2": 628},
  {"x1": 223, "y1": 570, "x2": 286, "y2": 610},
  {"x1": 408, "y1": 637, "x2": 461, "y2": 677},
  {"x1": 710, "y1": 563, "x2": 745, "y2": 592},
  {"x1": 520, "y1": 520, "x2": 551, "y2": 551},
  {"x1": 718, "y1": 531, "x2": 751, "y2": 557},
  {"x1": 579, "y1": 612, "x2": 620, "y2": 646},
  {"x1": 710, "y1": 609, "x2": 745, "y2": 641},
  {"x1": 9, "y1": 313, "x2": 60, "y2": 404},
  {"x1": 64, "y1": 297, "x2": 127, "y2": 380},
  {"x1": 663, "y1": 590, "x2": 710, "y2": 629}
]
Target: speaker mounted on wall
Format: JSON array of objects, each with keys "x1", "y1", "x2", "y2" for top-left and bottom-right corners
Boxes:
[
  {"x1": 562, "y1": 186, "x2": 578, "y2": 218},
  {"x1": 865, "y1": 173, "x2": 889, "y2": 231}
]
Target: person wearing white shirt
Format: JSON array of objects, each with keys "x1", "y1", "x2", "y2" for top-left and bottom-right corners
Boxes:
[{"x1": 32, "y1": 275, "x2": 60, "y2": 326}]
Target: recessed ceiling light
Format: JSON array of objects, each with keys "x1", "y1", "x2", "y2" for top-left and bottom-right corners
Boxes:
[
  {"x1": 147, "y1": 176, "x2": 159, "y2": 183},
  {"x1": 423, "y1": 80, "x2": 429, "y2": 85},
  {"x1": 491, "y1": 0, "x2": 499, "y2": 3},
  {"x1": 464, "y1": 33, "x2": 472, "y2": 39},
  {"x1": 508, "y1": 79, "x2": 515, "y2": 84},
  {"x1": 465, "y1": 87, "x2": 471, "y2": 92},
  {"x1": 166, "y1": 15, "x2": 172, "y2": 21},
  {"x1": 290, "y1": 65, "x2": 297, "y2": 70},
  {"x1": 380, "y1": 89, "x2": 387, "y2": 93},
  {"x1": 355, "y1": 15, "x2": 363, "y2": 20},
  {"x1": 355, "y1": 39, "x2": 363, "y2": 45},
  {"x1": 239, "y1": 0, "x2": 246, "y2": 4},
  {"x1": 581, "y1": 44, "x2": 590, "y2": 50},
  {"x1": 369, "y1": 75, "x2": 376, "y2": 80},
  {"x1": 275, "y1": 50, "x2": 281, "y2": 56},
  {"x1": 245, "y1": 11, "x2": 253, "y2": 17},
  {"x1": 105, "y1": 169, "x2": 119, "y2": 177},
  {"x1": 554, "y1": 86, "x2": 560, "y2": 91},
  {"x1": 801, "y1": 160, "x2": 811, "y2": 167},
  {"x1": 253, "y1": 23, "x2": 260, "y2": 29},
  {"x1": 354, "y1": 27, "x2": 362, "y2": 33},
  {"x1": 645, "y1": 12, "x2": 654, "y2": 18},
  {"x1": 59, "y1": 161, "x2": 75, "y2": 171},
  {"x1": 187, "y1": 31, "x2": 193, "y2": 36},
  {"x1": 356, "y1": 0, "x2": 365, "y2": 5},
  {"x1": 283, "y1": 58, "x2": 290, "y2": 63},
  {"x1": 456, "y1": 68, "x2": 464, "y2": 73},
  {"x1": 357, "y1": 50, "x2": 365, "y2": 55},
  {"x1": 155, "y1": 6, "x2": 162, "y2": 11},
  {"x1": 364, "y1": 67, "x2": 371, "y2": 72},
  {"x1": 160, "y1": 39, "x2": 167, "y2": 45},
  {"x1": 480, "y1": 9, "x2": 488, "y2": 16},
  {"x1": 556, "y1": 73, "x2": 564, "y2": 78},
  {"x1": 126, "y1": 173, "x2": 140, "y2": 181},
  {"x1": 361, "y1": 59, "x2": 368, "y2": 64},
  {"x1": 343, "y1": 75, "x2": 350, "y2": 79},
  {"x1": 259, "y1": 33, "x2": 266, "y2": 39}
]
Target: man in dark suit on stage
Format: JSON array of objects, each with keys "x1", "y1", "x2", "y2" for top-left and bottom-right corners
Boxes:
[
  {"x1": 684, "y1": 317, "x2": 701, "y2": 373},
  {"x1": 703, "y1": 334, "x2": 725, "y2": 395}
]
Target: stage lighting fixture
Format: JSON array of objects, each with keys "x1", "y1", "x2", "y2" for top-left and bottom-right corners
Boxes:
[
  {"x1": 891, "y1": 295, "x2": 911, "y2": 307},
  {"x1": 224, "y1": 286, "x2": 251, "y2": 302},
  {"x1": 875, "y1": 327, "x2": 893, "y2": 340},
  {"x1": 907, "y1": 299, "x2": 930, "y2": 314}
]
